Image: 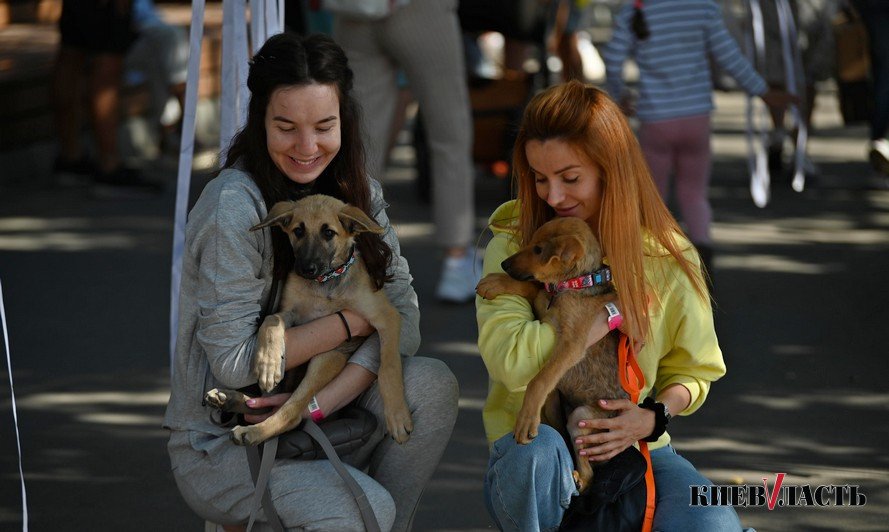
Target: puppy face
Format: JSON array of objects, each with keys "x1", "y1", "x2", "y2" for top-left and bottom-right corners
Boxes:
[
  {"x1": 252, "y1": 195, "x2": 383, "y2": 280},
  {"x1": 502, "y1": 217, "x2": 603, "y2": 284}
]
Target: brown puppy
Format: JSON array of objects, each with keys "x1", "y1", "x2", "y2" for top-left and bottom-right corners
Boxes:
[
  {"x1": 476, "y1": 216, "x2": 627, "y2": 492},
  {"x1": 204, "y1": 194, "x2": 412, "y2": 446}
]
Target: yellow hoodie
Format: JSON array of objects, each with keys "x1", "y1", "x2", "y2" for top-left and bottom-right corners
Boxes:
[{"x1": 476, "y1": 200, "x2": 726, "y2": 448}]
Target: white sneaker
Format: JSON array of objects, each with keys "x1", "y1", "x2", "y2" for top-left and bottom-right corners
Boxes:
[
  {"x1": 435, "y1": 249, "x2": 484, "y2": 304},
  {"x1": 870, "y1": 139, "x2": 889, "y2": 175}
]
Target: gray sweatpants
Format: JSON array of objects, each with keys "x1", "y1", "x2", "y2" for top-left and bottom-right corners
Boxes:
[
  {"x1": 334, "y1": 0, "x2": 475, "y2": 249},
  {"x1": 169, "y1": 356, "x2": 459, "y2": 531}
]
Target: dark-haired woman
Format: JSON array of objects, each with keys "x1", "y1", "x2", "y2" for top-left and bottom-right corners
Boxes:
[{"x1": 163, "y1": 33, "x2": 458, "y2": 532}]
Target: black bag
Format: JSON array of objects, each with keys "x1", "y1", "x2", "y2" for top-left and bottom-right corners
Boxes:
[
  {"x1": 275, "y1": 404, "x2": 377, "y2": 460},
  {"x1": 222, "y1": 382, "x2": 378, "y2": 461},
  {"x1": 559, "y1": 446, "x2": 649, "y2": 532}
]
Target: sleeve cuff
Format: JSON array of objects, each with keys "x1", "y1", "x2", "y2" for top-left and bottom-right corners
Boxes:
[
  {"x1": 658, "y1": 377, "x2": 704, "y2": 415},
  {"x1": 347, "y1": 332, "x2": 381, "y2": 375}
]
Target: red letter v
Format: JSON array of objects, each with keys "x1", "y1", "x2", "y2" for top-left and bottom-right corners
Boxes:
[{"x1": 763, "y1": 473, "x2": 786, "y2": 510}]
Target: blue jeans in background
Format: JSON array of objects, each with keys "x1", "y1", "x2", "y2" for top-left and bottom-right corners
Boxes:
[{"x1": 483, "y1": 425, "x2": 747, "y2": 531}]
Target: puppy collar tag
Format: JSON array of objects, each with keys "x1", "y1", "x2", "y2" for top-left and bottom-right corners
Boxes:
[
  {"x1": 544, "y1": 266, "x2": 612, "y2": 294},
  {"x1": 316, "y1": 245, "x2": 356, "y2": 284}
]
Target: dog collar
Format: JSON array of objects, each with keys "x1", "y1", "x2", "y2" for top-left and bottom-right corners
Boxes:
[
  {"x1": 316, "y1": 246, "x2": 356, "y2": 284},
  {"x1": 544, "y1": 267, "x2": 613, "y2": 294}
]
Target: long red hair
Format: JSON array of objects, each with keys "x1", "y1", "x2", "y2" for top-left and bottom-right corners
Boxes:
[{"x1": 509, "y1": 81, "x2": 707, "y2": 341}]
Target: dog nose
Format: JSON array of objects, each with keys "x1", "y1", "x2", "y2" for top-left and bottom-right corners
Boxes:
[
  {"x1": 299, "y1": 264, "x2": 319, "y2": 278},
  {"x1": 501, "y1": 257, "x2": 513, "y2": 272}
]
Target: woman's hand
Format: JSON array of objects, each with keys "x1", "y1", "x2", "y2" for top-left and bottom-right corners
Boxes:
[
  {"x1": 573, "y1": 399, "x2": 655, "y2": 462},
  {"x1": 340, "y1": 309, "x2": 376, "y2": 338},
  {"x1": 760, "y1": 89, "x2": 799, "y2": 111},
  {"x1": 243, "y1": 393, "x2": 292, "y2": 424}
]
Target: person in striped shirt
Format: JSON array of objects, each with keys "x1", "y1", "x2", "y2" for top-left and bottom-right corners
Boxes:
[{"x1": 602, "y1": 0, "x2": 794, "y2": 278}]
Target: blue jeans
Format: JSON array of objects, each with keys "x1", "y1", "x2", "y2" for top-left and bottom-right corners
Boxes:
[{"x1": 484, "y1": 425, "x2": 748, "y2": 531}]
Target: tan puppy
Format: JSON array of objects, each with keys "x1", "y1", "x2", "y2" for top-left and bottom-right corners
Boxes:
[
  {"x1": 204, "y1": 195, "x2": 412, "y2": 446},
  {"x1": 477, "y1": 217, "x2": 627, "y2": 491}
]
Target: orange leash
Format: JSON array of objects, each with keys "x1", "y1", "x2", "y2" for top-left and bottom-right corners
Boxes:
[{"x1": 618, "y1": 334, "x2": 656, "y2": 532}]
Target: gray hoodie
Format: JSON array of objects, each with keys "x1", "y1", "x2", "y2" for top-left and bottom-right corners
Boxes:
[{"x1": 163, "y1": 167, "x2": 420, "y2": 437}]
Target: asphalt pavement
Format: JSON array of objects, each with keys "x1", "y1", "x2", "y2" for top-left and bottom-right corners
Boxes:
[{"x1": 1, "y1": 89, "x2": 888, "y2": 531}]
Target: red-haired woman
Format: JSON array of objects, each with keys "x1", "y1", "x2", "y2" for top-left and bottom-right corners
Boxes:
[{"x1": 476, "y1": 81, "x2": 745, "y2": 530}]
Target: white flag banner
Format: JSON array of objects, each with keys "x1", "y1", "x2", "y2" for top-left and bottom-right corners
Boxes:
[
  {"x1": 746, "y1": 0, "x2": 770, "y2": 208},
  {"x1": 170, "y1": 1, "x2": 285, "y2": 368},
  {"x1": 775, "y1": 0, "x2": 808, "y2": 193},
  {"x1": 1, "y1": 278, "x2": 28, "y2": 530},
  {"x1": 745, "y1": 0, "x2": 807, "y2": 207}
]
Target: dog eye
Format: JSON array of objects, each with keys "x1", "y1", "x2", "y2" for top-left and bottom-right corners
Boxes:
[
  {"x1": 533, "y1": 245, "x2": 542, "y2": 255},
  {"x1": 322, "y1": 228, "x2": 336, "y2": 240},
  {"x1": 294, "y1": 225, "x2": 305, "y2": 238}
]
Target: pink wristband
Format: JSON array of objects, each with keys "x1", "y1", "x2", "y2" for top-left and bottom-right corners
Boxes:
[
  {"x1": 604, "y1": 302, "x2": 623, "y2": 331},
  {"x1": 308, "y1": 395, "x2": 324, "y2": 422}
]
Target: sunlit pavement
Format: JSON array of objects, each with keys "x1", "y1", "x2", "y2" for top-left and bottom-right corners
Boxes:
[{"x1": 1, "y1": 88, "x2": 888, "y2": 531}]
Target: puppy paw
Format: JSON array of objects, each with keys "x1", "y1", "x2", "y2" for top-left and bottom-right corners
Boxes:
[
  {"x1": 513, "y1": 407, "x2": 541, "y2": 445},
  {"x1": 574, "y1": 462, "x2": 594, "y2": 494},
  {"x1": 230, "y1": 425, "x2": 267, "y2": 447},
  {"x1": 202, "y1": 388, "x2": 229, "y2": 410},
  {"x1": 385, "y1": 401, "x2": 414, "y2": 444},
  {"x1": 476, "y1": 273, "x2": 513, "y2": 300},
  {"x1": 253, "y1": 322, "x2": 286, "y2": 393}
]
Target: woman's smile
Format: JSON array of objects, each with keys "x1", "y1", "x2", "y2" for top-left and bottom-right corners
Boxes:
[
  {"x1": 525, "y1": 139, "x2": 604, "y2": 229},
  {"x1": 265, "y1": 83, "x2": 342, "y2": 185},
  {"x1": 287, "y1": 154, "x2": 323, "y2": 169}
]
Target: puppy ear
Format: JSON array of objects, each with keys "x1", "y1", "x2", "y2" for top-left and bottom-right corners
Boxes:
[
  {"x1": 550, "y1": 235, "x2": 584, "y2": 265},
  {"x1": 251, "y1": 201, "x2": 296, "y2": 231},
  {"x1": 338, "y1": 205, "x2": 385, "y2": 235}
]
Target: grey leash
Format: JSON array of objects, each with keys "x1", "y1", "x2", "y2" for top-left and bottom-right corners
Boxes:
[
  {"x1": 246, "y1": 438, "x2": 284, "y2": 532},
  {"x1": 303, "y1": 420, "x2": 381, "y2": 532},
  {"x1": 244, "y1": 423, "x2": 381, "y2": 532}
]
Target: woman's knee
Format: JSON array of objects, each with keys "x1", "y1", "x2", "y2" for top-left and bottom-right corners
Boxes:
[
  {"x1": 278, "y1": 478, "x2": 396, "y2": 532},
  {"x1": 485, "y1": 426, "x2": 576, "y2": 528},
  {"x1": 650, "y1": 446, "x2": 743, "y2": 531},
  {"x1": 402, "y1": 356, "x2": 459, "y2": 421},
  {"x1": 489, "y1": 424, "x2": 571, "y2": 472}
]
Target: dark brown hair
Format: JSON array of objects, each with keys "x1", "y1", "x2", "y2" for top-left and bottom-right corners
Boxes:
[{"x1": 221, "y1": 33, "x2": 391, "y2": 288}]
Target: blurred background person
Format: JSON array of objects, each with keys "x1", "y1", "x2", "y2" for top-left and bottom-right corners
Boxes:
[
  {"x1": 334, "y1": 0, "x2": 480, "y2": 304},
  {"x1": 123, "y1": 0, "x2": 189, "y2": 155},
  {"x1": 851, "y1": 0, "x2": 889, "y2": 176},
  {"x1": 603, "y1": 0, "x2": 793, "y2": 279},
  {"x1": 547, "y1": 0, "x2": 589, "y2": 82},
  {"x1": 52, "y1": 0, "x2": 162, "y2": 197},
  {"x1": 747, "y1": 0, "x2": 836, "y2": 179}
]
